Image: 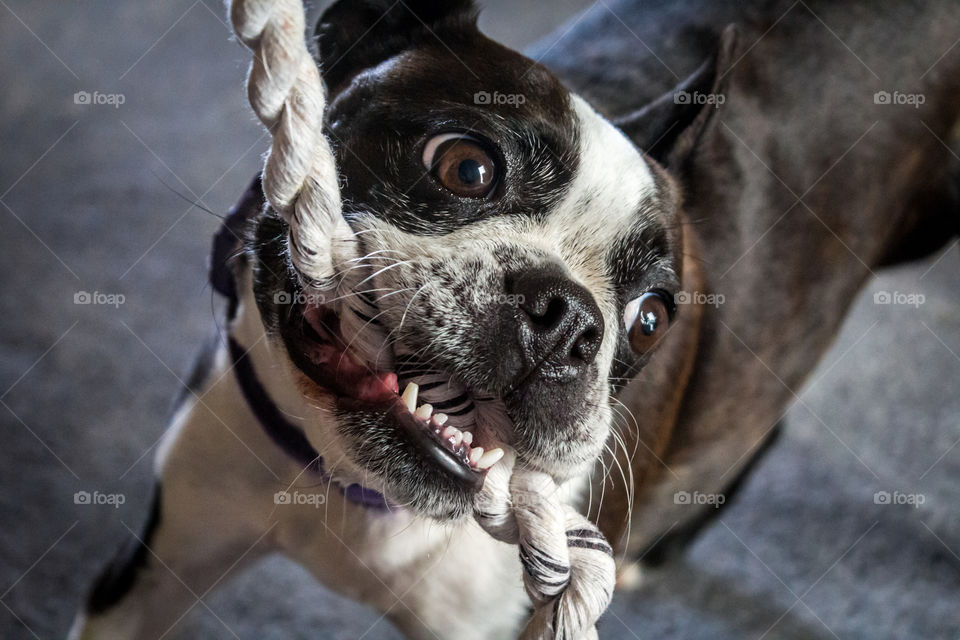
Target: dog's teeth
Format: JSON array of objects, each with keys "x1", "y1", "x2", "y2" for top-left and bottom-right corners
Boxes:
[
  {"x1": 469, "y1": 447, "x2": 484, "y2": 466},
  {"x1": 444, "y1": 427, "x2": 463, "y2": 448},
  {"x1": 475, "y1": 447, "x2": 504, "y2": 470},
  {"x1": 461, "y1": 431, "x2": 473, "y2": 446},
  {"x1": 414, "y1": 404, "x2": 433, "y2": 420},
  {"x1": 442, "y1": 426, "x2": 463, "y2": 448},
  {"x1": 401, "y1": 383, "x2": 418, "y2": 412},
  {"x1": 432, "y1": 413, "x2": 448, "y2": 426}
]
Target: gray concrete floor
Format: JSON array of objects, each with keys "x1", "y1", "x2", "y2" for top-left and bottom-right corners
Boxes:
[{"x1": 1, "y1": 1, "x2": 959, "y2": 638}]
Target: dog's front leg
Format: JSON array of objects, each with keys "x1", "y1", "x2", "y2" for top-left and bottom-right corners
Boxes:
[
  {"x1": 68, "y1": 489, "x2": 268, "y2": 639},
  {"x1": 69, "y1": 357, "x2": 281, "y2": 639}
]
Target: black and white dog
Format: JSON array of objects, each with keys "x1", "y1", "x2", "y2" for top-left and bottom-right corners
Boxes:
[
  {"x1": 71, "y1": 0, "x2": 960, "y2": 637},
  {"x1": 71, "y1": 2, "x2": 694, "y2": 637}
]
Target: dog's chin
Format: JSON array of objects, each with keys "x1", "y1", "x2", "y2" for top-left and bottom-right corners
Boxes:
[{"x1": 333, "y1": 406, "x2": 479, "y2": 520}]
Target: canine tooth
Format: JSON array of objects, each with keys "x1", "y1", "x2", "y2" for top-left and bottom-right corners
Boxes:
[
  {"x1": 461, "y1": 431, "x2": 473, "y2": 446},
  {"x1": 469, "y1": 447, "x2": 484, "y2": 466},
  {"x1": 475, "y1": 448, "x2": 504, "y2": 470},
  {"x1": 415, "y1": 404, "x2": 433, "y2": 420},
  {"x1": 432, "y1": 413, "x2": 448, "y2": 426},
  {"x1": 401, "y1": 383, "x2": 418, "y2": 412}
]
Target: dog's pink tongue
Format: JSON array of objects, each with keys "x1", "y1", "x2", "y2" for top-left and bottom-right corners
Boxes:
[
  {"x1": 357, "y1": 371, "x2": 398, "y2": 403},
  {"x1": 335, "y1": 354, "x2": 397, "y2": 403}
]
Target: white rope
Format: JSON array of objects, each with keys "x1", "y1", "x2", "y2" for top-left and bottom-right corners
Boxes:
[
  {"x1": 229, "y1": 0, "x2": 355, "y2": 290},
  {"x1": 475, "y1": 451, "x2": 616, "y2": 639},
  {"x1": 226, "y1": 2, "x2": 617, "y2": 637}
]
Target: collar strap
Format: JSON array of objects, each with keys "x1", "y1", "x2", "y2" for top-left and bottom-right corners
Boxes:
[
  {"x1": 215, "y1": 176, "x2": 390, "y2": 511},
  {"x1": 228, "y1": 338, "x2": 391, "y2": 511}
]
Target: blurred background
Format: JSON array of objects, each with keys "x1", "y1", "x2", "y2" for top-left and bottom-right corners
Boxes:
[{"x1": 1, "y1": 1, "x2": 958, "y2": 638}]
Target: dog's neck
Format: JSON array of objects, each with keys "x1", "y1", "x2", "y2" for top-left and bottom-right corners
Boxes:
[{"x1": 223, "y1": 249, "x2": 395, "y2": 509}]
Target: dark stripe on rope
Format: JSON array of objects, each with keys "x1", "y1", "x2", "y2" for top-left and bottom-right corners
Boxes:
[
  {"x1": 565, "y1": 528, "x2": 607, "y2": 542},
  {"x1": 521, "y1": 543, "x2": 571, "y2": 575},
  {"x1": 566, "y1": 539, "x2": 614, "y2": 556}
]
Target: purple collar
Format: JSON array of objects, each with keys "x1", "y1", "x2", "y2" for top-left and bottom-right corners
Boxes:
[
  {"x1": 213, "y1": 175, "x2": 390, "y2": 511},
  {"x1": 227, "y1": 338, "x2": 390, "y2": 510}
]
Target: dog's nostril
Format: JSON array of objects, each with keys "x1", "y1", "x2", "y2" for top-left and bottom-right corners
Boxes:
[
  {"x1": 508, "y1": 266, "x2": 605, "y2": 375},
  {"x1": 526, "y1": 297, "x2": 567, "y2": 329},
  {"x1": 573, "y1": 327, "x2": 601, "y2": 362}
]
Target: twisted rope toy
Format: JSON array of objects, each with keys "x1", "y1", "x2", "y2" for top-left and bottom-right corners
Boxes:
[
  {"x1": 229, "y1": 0, "x2": 355, "y2": 290},
  {"x1": 228, "y1": 1, "x2": 616, "y2": 636},
  {"x1": 476, "y1": 453, "x2": 616, "y2": 639}
]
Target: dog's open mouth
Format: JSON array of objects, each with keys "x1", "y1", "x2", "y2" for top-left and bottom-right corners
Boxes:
[{"x1": 286, "y1": 301, "x2": 504, "y2": 491}]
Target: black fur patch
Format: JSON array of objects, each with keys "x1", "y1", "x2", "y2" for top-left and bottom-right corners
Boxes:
[
  {"x1": 319, "y1": 4, "x2": 579, "y2": 236},
  {"x1": 86, "y1": 487, "x2": 162, "y2": 614},
  {"x1": 171, "y1": 329, "x2": 221, "y2": 412}
]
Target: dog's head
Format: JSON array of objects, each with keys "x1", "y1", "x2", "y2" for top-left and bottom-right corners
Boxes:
[{"x1": 245, "y1": 0, "x2": 727, "y2": 519}]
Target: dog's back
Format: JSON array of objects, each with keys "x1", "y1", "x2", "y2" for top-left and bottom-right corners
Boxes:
[{"x1": 532, "y1": 0, "x2": 960, "y2": 556}]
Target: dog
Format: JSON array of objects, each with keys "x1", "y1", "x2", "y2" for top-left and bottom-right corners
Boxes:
[{"x1": 69, "y1": 0, "x2": 960, "y2": 638}]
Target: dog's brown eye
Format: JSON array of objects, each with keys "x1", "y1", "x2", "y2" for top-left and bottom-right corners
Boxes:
[
  {"x1": 423, "y1": 133, "x2": 497, "y2": 198},
  {"x1": 624, "y1": 292, "x2": 670, "y2": 355}
]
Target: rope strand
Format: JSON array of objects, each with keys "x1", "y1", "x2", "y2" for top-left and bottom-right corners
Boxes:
[
  {"x1": 475, "y1": 452, "x2": 616, "y2": 639},
  {"x1": 230, "y1": 0, "x2": 355, "y2": 290}
]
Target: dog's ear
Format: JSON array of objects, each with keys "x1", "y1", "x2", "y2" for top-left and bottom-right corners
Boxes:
[
  {"x1": 615, "y1": 24, "x2": 739, "y2": 171},
  {"x1": 315, "y1": 0, "x2": 478, "y2": 94}
]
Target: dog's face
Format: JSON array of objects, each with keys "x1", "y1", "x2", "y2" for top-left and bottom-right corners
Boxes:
[{"x1": 246, "y1": 0, "x2": 703, "y2": 519}]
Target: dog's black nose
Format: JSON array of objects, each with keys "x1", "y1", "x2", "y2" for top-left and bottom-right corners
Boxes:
[{"x1": 508, "y1": 267, "x2": 604, "y2": 380}]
